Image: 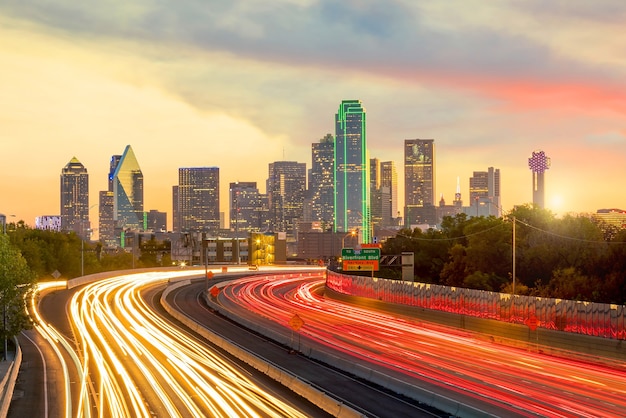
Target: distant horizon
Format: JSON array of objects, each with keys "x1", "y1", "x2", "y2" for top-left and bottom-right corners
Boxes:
[{"x1": 5, "y1": 141, "x2": 623, "y2": 236}]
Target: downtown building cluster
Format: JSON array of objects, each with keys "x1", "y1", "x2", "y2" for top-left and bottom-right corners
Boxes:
[{"x1": 38, "y1": 99, "x2": 590, "y2": 264}]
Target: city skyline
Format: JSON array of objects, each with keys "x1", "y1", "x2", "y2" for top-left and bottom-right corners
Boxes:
[{"x1": 2, "y1": 2, "x2": 626, "y2": 229}]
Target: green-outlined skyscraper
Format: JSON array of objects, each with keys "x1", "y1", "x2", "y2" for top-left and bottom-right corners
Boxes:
[{"x1": 334, "y1": 100, "x2": 371, "y2": 243}]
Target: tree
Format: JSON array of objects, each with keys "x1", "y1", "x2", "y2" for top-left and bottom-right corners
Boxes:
[
  {"x1": 440, "y1": 244, "x2": 468, "y2": 287},
  {"x1": 0, "y1": 234, "x2": 36, "y2": 358}
]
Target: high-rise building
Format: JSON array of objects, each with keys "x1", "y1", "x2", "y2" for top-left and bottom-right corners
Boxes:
[
  {"x1": 60, "y1": 157, "x2": 89, "y2": 238},
  {"x1": 469, "y1": 167, "x2": 501, "y2": 217},
  {"x1": 230, "y1": 182, "x2": 265, "y2": 232},
  {"x1": 369, "y1": 158, "x2": 391, "y2": 233},
  {"x1": 528, "y1": 150, "x2": 550, "y2": 209},
  {"x1": 380, "y1": 161, "x2": 398, "y2": 226},
  {"x1": 98, "y1": 191, "x2": 115, "y2": 246},
  {"x1": 111, "y1": 145, "x2": 144, "y2": 231},
  {"x1": 177, "y1": 167, "x2": 220, "y2": 233},
  {"x1": 172, "y1": 185, "x2": 179, "y2": 232},
  {"x1": 404, "y1": 139, "x2": 436, "y2": 226},
  {"x1": 334, "y1": 100, "x2": 371, "y2": 243},
  {"x1": 309, "y1": 134, "x2": 335, "y2": 228},
  {"x1": 267, "y1": 161, "x2": 306, "y2": 239}
]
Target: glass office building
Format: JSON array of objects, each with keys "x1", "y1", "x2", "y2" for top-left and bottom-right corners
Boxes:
[
  {"x1": 334, "y1": 100, "x2": 370, "y2": 243},
  {"x1": 112, "y1": 145, "x2": 144, "y2": 231}
]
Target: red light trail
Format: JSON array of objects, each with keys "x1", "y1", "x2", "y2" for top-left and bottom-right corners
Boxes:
[{"x1": 219, "y1": 273, "x2": 626, "y2": 417}]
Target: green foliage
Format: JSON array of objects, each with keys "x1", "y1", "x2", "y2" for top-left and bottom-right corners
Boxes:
[
  {"x1": 8, "y1": 226, "x2": 174, "y2": 279},
  {"x1": 440, "y1": 244, "x2": 467, "y2": 287},
  {"x1": 382, "y1": 206, "x2": 626, "y2": 304},
  {"x1": 0, "y1": 234, "x2": 37, "y2": 345}
]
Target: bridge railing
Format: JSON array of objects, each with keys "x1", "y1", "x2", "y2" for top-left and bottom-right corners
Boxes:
[{"x1": 326, "y1": 271, "x2": 626, "y2": 340}]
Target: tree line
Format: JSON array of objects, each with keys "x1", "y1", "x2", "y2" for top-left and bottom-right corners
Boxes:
[
  {"x1": 381, "y1": 204, "x2": 626, "y2": 305},
  {"x1": 6, "y1": 223, "x2": 172, "y2": 280}
]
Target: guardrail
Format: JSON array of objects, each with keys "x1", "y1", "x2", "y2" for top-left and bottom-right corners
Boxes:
[
  {"x1": 327, "y1": 270, "x2": 626, "y2": 340},
  {"x1": 0, "y1": 338, "x2": 22, "y2": 417}
]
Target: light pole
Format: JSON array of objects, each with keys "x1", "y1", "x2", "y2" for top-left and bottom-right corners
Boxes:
[{"x1": 341, "y1": 229, "x2": 357, "y2": 250}]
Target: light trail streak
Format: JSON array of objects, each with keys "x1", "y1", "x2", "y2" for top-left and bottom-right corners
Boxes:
[
  {"x1": 30, "y1": 281, "x2": 78, "y2": 418},
  {"x1": 31, "y1": 271, "x2": 311, "y2": 418},
  {"x1": 220, "y1": 273, "x2": 626, "y2": 417}
]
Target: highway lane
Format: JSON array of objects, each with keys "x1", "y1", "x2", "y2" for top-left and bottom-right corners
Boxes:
[
  {"x1": 26, "y1": 269, "x2": 336, "y2": 417},
  {"x1": 163, "y1": 275, "x2": 446, "y2": 418},
  {"x1": 12, "y1": 280, "x2": 82, "y2": 418},
  {"x1": 214, "y1": 272, "x2": 626, "y2": 418}
]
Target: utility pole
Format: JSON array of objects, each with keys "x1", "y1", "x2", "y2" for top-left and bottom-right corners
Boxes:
[{"x1": 512, "y1": 216, "x2": 516, "y2": 295}]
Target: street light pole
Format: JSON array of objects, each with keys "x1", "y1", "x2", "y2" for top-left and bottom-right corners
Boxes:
[{"x1": 341, "y1": 229, "x2": 357, "y2": 250}]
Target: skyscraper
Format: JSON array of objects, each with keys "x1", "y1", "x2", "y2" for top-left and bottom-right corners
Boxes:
[
  {"x1": 111, "y1": 145, "x2": 144, "y2": 231},
  {"x1": 60, "y1": 157, "x2": 89, "y2": 238},
  {"x1": 309, "y1": 134, "x2": 335, "y2": 228},
  {"x1": 369, "y1": 158, "x2": 390, "y2": 233},
  {"x1": 177, "y1": 167, "x2": 220, "y2": 232},
  {"x1": 380, "y1": 161, "x2": 398, "y2": 226},
  {"x1": 98, "y1": 190, "x2": 115, "y2": 246},
  {"x1": 230, "y1": 181, "x2": 265, "y2": 232},
  {"x1": 334, "y1": 100, "x2": 371, "y2": 243},
  {"x1": 404, "y1": 139, "x2": 436, "y2": 226},
  {"x1": 469, "y1": 167, "x2": 501, "y2": 217},
  {"x1": 267, "y1": 161, "x2": 306, "y2": 239}
]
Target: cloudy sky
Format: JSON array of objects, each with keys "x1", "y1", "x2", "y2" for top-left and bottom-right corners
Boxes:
[{"x1": 2, "y1": 0, "x2": 626, "y2": 231}]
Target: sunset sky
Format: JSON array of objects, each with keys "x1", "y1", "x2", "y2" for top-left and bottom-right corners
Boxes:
[{"x1": 2, "y1": 1, "x2": 626, "y2": 232}]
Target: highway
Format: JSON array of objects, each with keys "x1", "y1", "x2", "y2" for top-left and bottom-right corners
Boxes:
[
  {"x1": 20, "y1": 267, "x2": 626, "y2": 417},
  {"x1": 164, "y1": 273, "x2": 447, "y2": 417},
  {"x1": 213, "y1": 272, "x2": 626, "y2": 417},
  {"x1": 22, "y1": 270, "x2": 333, "y2": 418}
]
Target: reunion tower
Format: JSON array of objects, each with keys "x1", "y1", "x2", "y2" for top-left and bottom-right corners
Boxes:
[{"x1": 528, "y1": 150, "x2": 551, "y2": 209}]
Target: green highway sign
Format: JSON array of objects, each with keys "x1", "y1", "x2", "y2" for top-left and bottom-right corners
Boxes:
[
  {"x1": 341, "y1": 248, "x2": 380, "y2": 260},
  {"x1": 341, "y1": 248, "x2": 380, "y2": 271}
]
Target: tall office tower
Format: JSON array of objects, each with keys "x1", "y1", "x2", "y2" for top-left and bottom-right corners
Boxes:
[
  {"x1": 230, "y1": 182, "x2": 264, "y2": 232},
  {"x1": 380, "y1": 161, "x2": 398, "y2": 226},
  {"x1": 369, "y1": 158, "x2": 391, "y2": 233},
  {"x1": 111, "y1": 145, "x2": 144, "y2": 231},
  {"x1": 98, "y1": 190, "x2": 115, "y2": 246},
  {"x1": 60, "y1": 157, "x2": 89, "y2": 238},
  {"x1": 108, "y1": 155, "x2": 122, "y2": 192},
  {"x1": 404, "y1": 139, "x2": 436, "y2": 226},
  {"x1": 469, "y1": 167, "x2": 501, "y2": 217},
  {"x1": 172, "y1": 185, "x2": 179, "y2": 232},
  {"x1": 334, "y1": 100, "x2": 371, "y2": 243},
  {"x1": 370, "y1": 158, "x2": 381, "y2": 190},
  {"x1": 267, "y1": 161, "x2": 306, "y2": 239},
  {"x1": 257, "y1": 193, "x2": 271, "y2": 232},
  {"x1": 177, "y1": 167, "x2": 220, "y2": 233},
  {"x1": 528, "y1": 150, "x2": 550, "y2": 209},
  {"x1": 309, "y1": 134, "x2": 335, "y2": 228}
]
